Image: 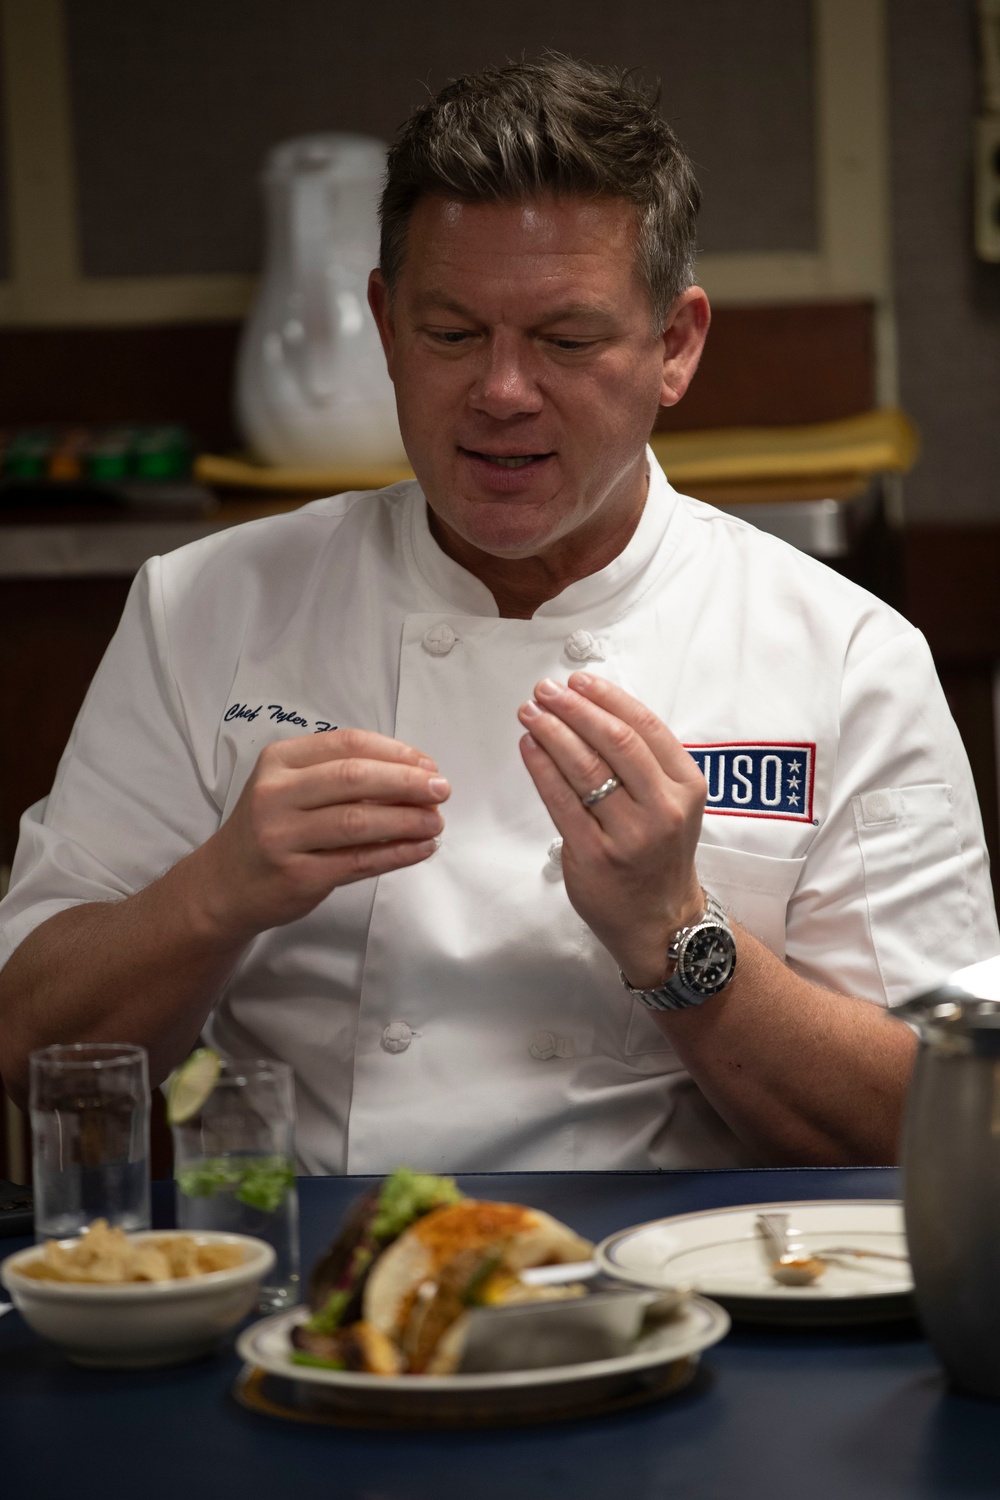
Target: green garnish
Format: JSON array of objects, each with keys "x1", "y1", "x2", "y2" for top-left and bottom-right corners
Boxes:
[
  {"x1": 308, "y1": 1288, "x2": 352, "y2": 1335},
  {"x1": 369, "y1": 1167, "x2": 462, "y2": 1241},
  {"x1": 347, "y1": 1244, "x2": 374, "y2": 1281},
  {"x1": 166, "y1": 1047, "x2": 221, "y2": 1125},
  {"x1": 290, "y1": 1352, "x2": 346, "y2": 1370},
  {"x1": 175, "y1": 1154, "x2": 295, "y2": 1213},
  {"x1": 175, "y1": 1157, "x2": 244, "y2": 1197},
  {"x1": 235, "y1": 1157, "x2": 295, "y2": 1212},
  {"x1": 462, "y1": 1252, "x2": 503, "y2": 1306},
  {"x1": 299, "y1": 1170, "x2": 464, "y2": 1339}
]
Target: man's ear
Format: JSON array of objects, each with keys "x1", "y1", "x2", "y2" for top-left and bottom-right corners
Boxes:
[
  {"x1": 659, "y1": 287, "x2": 711, "y2": 409},
  {"x1": 367, "y1": 270, "x2": 396, "y2": 373}
]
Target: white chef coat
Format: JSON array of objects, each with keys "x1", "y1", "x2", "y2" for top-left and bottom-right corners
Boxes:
[{"x1": 2, "y1": 453, "x2": 996, "y2": 1172}]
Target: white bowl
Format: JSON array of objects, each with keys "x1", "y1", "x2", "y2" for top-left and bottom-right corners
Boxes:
[{"x1": 0, "y1": 1230, "x2": 277, "y2": 1368}]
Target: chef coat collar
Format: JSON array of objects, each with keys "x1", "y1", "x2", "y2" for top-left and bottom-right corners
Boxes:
[{"x1": 405, "y1": 446, "x2": 679, "y2": 619}]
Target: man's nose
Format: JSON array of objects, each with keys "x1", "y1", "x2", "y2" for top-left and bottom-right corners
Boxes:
[{"x1": 468, "y1": 338, "x2": 544, "y2": 418}]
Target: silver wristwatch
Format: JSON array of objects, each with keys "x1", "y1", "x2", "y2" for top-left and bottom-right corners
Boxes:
[{"x1": 619, "y1": 893, "x2": 737, "y2": 1011}]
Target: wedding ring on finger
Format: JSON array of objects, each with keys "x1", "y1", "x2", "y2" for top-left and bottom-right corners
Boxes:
[{"x1": 582, "y1": 775, "x2": 622, "y2": 808}]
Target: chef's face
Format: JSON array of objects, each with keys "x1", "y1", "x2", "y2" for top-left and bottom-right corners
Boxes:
[{"x1": 368, "y1": 195, "x2": 708, "y2": 571}]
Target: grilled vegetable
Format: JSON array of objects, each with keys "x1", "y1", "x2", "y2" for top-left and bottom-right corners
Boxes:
[{"x1": 303, "y1": 1169, "x2": 464, "y2": 1337}]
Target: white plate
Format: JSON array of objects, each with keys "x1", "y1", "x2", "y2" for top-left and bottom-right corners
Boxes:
[
  {"x1": 597, "y1": 1199, "x2": 913, "y2": 1325},
  {"x1": 236, "y1": 1296, "x2": 730, "y2": 1423}
]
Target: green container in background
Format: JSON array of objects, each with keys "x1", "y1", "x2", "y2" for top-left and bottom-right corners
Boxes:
[
  {"x1": 2, "y1": 428, "x2": 54, "y2": 479},
  {"x1": 131, "y1": 425, "x2": 192, "y2": 480},
  {"x1": 85, "y1": 428, "x2": 134, "y2": 482},
  {"x1": 0, "y1": 423, "x2": 197, "y2": 487}
]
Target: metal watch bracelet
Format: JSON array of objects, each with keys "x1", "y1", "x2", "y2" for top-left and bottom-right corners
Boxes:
[{"x1": 618, "y1": 893, "x2": 737, "y2": 1012}]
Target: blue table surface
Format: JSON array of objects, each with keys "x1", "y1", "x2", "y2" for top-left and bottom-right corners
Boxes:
[{"x1": 2, "y1": 1166, "x2": 997, "y2": 1500}]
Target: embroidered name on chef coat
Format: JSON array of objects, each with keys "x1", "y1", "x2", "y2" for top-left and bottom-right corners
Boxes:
[
  {"x1": 685, "y1": 743, "x2": 816, "y2": 822},
  {"x1": 223, "y1": 702, "x2": 338, "y2": 734}
]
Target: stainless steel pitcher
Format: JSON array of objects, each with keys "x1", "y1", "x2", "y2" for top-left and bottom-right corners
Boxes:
[{"x1": 895, "y1": 966, "x2": 1000, "y2": 1398}]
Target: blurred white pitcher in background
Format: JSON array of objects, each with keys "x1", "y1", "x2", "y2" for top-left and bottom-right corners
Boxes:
[{"x1": 237, "y1": 133, "x2": 406, "y2": 469}]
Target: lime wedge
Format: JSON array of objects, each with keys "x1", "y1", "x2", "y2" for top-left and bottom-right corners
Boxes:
[{"x1": 166, "y1": 1047, "x2": 221, "y2": 1124}]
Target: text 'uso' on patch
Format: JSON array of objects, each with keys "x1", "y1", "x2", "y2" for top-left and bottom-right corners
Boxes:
[{"x1": 684, "y1": 742, "x2": 815, "y2": 822}]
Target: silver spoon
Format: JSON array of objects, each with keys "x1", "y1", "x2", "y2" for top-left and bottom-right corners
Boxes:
[
  {"x1": 757, "y1": 1211, "x2": 827, "y2": 1286},
  {"x1": 756, "y1": 1214, "x2": 910, "y2": 1286},
  {"x1": 812, "y1": 1245, "x2": 909, "y2": 1263}
]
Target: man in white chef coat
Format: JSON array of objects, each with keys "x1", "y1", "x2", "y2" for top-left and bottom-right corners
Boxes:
[{"x1": 0, "y1": 58, "x2": 997, "y2": 1171}]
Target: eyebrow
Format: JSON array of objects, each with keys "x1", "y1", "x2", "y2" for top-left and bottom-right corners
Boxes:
[
  {"x1": 411, "y1": 291, "x2": 621, "y2": 328},
  {"x1": 411, "y1": 291, "x2": 477, "y2": 319}
]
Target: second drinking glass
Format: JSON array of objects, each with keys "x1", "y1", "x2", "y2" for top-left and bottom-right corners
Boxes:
[{"x1": 171, "y1": 1057, "x2": 300, "y2": 1312}]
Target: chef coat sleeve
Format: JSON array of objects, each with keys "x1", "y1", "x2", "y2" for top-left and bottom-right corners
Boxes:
[
  {"x1": 783, "y1": 624, "x2": 999, "y2": 1006},
  {"x1": 0, "y1": 556, "x2": 223, "y2": 971}
]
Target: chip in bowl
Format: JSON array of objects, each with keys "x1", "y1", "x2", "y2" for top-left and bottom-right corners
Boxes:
[
  {"x1": 19, "y1": 1218, "x2": 244, "y2": 1284},
  {"x1": 1, "y1": 1226, "x2": 275, "y2": 1367}
]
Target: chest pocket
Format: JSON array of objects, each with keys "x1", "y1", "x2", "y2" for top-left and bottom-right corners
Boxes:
[
  {"x1": 625, "y1": 843, "x2": 806, "y2": 1056},
  {"x1": 851, "y1": 783, "x2": 976, "y2": 1005}
]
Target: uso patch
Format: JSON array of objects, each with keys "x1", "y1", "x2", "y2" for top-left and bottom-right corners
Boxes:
[{"x1": 685, "y1": 742, "x2": 816, "y2": 823}]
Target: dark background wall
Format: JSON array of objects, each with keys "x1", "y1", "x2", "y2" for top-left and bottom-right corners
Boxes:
[
  {"x1": 0, "y1": 5, "x2": 996, "y2": 517},
  {"x1": 0, "y1": 0, "x2": 873, "y2": 454},
  {"x1": 65, "y1": 0, "x2": 817, "y2": 275},
  {"x1": 889, "y1": 1, "x2": 1000, "y2": 523},
  {"x1": 0, "y1": 36, "x2": 7, "y2": 281}
]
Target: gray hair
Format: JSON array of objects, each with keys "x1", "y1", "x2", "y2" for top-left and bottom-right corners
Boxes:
[{"x1": 379, "y1": 55, "x2": 701, "y2": 325}]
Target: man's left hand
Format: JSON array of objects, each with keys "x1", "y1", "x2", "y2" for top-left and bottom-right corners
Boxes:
[{"x1": 518, "y1": 673, "x2": 707, "y2": 987}]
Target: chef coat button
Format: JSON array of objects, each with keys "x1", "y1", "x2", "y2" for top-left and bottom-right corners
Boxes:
[
  {"x1": 423, "y1": 623, "x2": 457, "y2": 656},
  {"x1": 564, "y1": 629, "x2": 605, "y2": 663},
  {"x1": 381, "y1": 1021, "x2": 413, "y2": 1054},
  {"x1": 862, "y1": 791, "x2": 894, "y2": 825},
  {"x1": 530, "y1": 1030, "x2": 557, "y2": 1061},
  {"x1": 530, "y1": 1030, "x2": 575, "y2": 1060},
  {"x1": 542, "y1": 840, "x2": 566, "y2": 882}
]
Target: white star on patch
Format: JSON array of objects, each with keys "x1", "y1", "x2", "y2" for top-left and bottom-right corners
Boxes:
[
  {"x1": 789, "y1": 760, "x2": 801, "y2": 773},
  {"x1": 788, "y1": 792, "x2": 800, "y2": 805},
  {"x1": 788, "y1": 776, "x2": 801, "y2": 790}
]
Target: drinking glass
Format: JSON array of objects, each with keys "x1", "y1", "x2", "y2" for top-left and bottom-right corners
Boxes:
[
  {"x1": 29, "y1": 1043, "x2": 151, "y2": 1241},
  {"x1": 171, "y1": 1057, "x2": 300, "y2": 1312}
]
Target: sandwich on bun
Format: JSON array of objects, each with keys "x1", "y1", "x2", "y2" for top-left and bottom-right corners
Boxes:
[{"x1": 292, "y1": 1169, "x2": 592, "y2": 1375}]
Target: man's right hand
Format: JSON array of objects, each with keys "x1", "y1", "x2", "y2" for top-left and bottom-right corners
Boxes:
[
  {"x1": 0, "y1": 728, "x2": 450, "y2": 1102},
  {"x1": 194, "y1": 729, "x2": 450, "y2": 942}
]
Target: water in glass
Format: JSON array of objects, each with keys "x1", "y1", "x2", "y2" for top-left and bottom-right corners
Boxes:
[
  {"x1": 30, "y1": 1043, "x2": 151, "y2": 1240},
  {"x1": 172, "y1": 1058, "x2": 300, "y2": 1311}
]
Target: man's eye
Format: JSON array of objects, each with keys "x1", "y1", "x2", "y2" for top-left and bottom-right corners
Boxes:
[
  {"x1": 431, "y1": 330, "x2": 471, "y2": 344},
  {"x1": 550, "y1": 338, "x2": 591, "y2": 352}
]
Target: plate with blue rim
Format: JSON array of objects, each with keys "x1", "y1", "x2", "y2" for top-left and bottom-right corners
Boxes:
[
  {"x1": 235, "y1": 1293, "x2": 730, "y2": 1425},
  {"x1": 596, "y1": 1200, "x2": 913, "y2": 1325}
]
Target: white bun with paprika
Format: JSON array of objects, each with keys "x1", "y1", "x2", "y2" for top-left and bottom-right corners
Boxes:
[{"x1": 363, "y1": 1198, "x2": 593, "y2": 1374}]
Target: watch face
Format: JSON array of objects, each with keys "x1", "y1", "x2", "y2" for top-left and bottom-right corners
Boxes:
[{"x1": 678, "y1": 923, "x2": 736, "y2": 996}]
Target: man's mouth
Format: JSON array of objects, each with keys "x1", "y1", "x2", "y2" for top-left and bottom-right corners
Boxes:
[{"x1": 461, "y1": 449, "x2": 553, "y2": 469}]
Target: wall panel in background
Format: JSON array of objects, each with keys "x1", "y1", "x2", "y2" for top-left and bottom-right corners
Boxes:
[
  {"x1": 889, "y1": 1, "x2": 1000, "y2": 523},
  {"x1": 2, "y1": 0, "x2": 890, "y2": 326},
  {"x1": 0, "y1": 302, "x2": 876, "y2": 448},
  {"x1": 0, "y1": 15, "x2": 9, "y2": 278},
  {"x1": 0, "y1": 578, "x2": 132, "y2": 867},
  {"x1": 65, "y1": 0, "x2": 816, "y2": 277}
]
